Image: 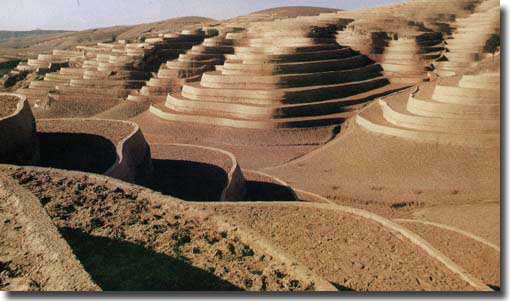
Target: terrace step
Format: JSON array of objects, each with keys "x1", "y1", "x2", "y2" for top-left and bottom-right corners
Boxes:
[
  {"x1": 150, "y1": 101, "x2": 353, "y2": 129},
  {"x1": 356, "y1": 72, "x2": 500, "y2": 147},
  {"x1": 356, "y1": 98, "x2": 498, "y2": 147},
  {"x1": 181, "y1": 76, "x2": 390, "y2": 105},
  {"x1": 166, "y1": 83, "x2": 400, "y2": 120}
]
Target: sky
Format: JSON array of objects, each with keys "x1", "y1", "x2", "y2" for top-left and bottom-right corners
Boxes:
[{"x1": 0, "y1": 0, "x2": 404, "y2": 31}]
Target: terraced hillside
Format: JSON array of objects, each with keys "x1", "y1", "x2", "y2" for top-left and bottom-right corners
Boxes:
[
  {"x1": 0, "y1": 0, "x2": 502, "y2": 292},
  {"x1": 149, "y1": 20, "x2": 396, "y2": 129}
]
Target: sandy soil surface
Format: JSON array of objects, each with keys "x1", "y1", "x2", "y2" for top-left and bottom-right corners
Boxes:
[
  {"x1": 131, "y1": 111, "x2": 339, "y2": 169},
  {"x1": 0, "y1": 175, "x2": 99, "y2": 291},
  {"x1": 35, "y1": 99, "x2": 122, "y2": 119},
  {"x1": 36, "y1": 118, "x2": 135, "y2": 144},
  {"x1": 94, "y1": 100, "x2": 151, "y2": 120},
  {"x1": 265, "y1": 120, "x2": 500, "y2": 208},
  {"x1": 0, "y1": 95, "x2": 18, "y2": 118},
  {"x1": 411, "y1": 203, "x2": 500, "y2": 246},
  {"x1": 396, "y1": 221, "x2": 500, "y2": 289},
  {"x1": 0, "y1": 191, "x2": 46, "y2": 290},
  {"x1": 3, "y1": 167, "x2": 322, "y2": 291},
  {"x1": 201, "y1": 203, "x2": 475, "y2": 291}
]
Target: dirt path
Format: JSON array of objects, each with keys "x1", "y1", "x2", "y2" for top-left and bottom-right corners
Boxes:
[
  {"x1": 199, "y1": 201, "x2": 489, "y2": 291},
  {"x1": 396, "y1": 220, "x2": 500, "y2": 289}
]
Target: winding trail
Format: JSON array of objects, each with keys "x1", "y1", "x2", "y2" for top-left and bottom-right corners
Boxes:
[
  {"x1": 289, "y1": 189, "x2": 493, "y2": 291},
  {"x1": 394, "y1": 218, "x2": 500, "y2": 252}
]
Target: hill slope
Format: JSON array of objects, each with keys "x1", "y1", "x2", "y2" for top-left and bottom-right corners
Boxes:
[
  {"x1": 0, "y1": 30, "x2": 73, "y2": 42},
  {"x1": 0, "y1": 16, "x2": 214, "y2": 59},
  {"x1": 245, "y1": 6, "x2": 341, "y2": 18}
]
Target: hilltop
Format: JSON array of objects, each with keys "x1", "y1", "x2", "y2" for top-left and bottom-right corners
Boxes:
[
  {"x1": 227, "y1": 6, "x2": 341, "y2": 22},
  {"x1": 246, "y1": 6, "x2": 341, "y2": 18}
]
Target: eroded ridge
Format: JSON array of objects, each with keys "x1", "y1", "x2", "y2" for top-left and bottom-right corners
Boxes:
[
  {"x1": 356, "y1": 70, "x2": 500, "y2": 147},
  {"x1": 0, "y1": 175, "x2": 99, "y2": 291},
  {"x1": 0, "y1": 93, "x2": 39, "y2": 165}
]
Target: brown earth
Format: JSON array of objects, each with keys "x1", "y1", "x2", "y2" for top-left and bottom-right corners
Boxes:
[
  {"x1": 396, "y1": 221, "x2": 500, "y2": 289},
  {"x1": 2, "y1": 167, "x2": 326, "y2": 291},
  {"x1": 265, "y1": 120, "x2": 500, "y2": 209},
  {"x1": 238, "y1": 6, "x2": 340, "y2": 19},
  {"x1": 411, "y1": 203, "x2": 501, "y2": 246},
  {"x1": 36, "y1": 118, "x2": 135, "y2": 144},
  {"x1": 130, "y1": 111, "x2": 340, "y2": 169},
  {"x1": 0, "y1": 0, "x2": 502, "y2": 292},
  {"x1": 201, "y1": 203, "x2": 474, "y2": 291},
  {"x1": 0, "y1": 174, "x2": 99, "y2": 291},
  {"x1": 0, "y1": 95, "x2": 18, "y2": 118},
  {"x1": 0, "y1": 191, "x2": 51, "y2": 290}
]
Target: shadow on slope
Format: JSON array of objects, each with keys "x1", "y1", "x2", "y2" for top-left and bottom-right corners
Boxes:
[
  {"x1": 148, "y1": 159, "x2": 228, "y2": 201},
  {"x1": 149, "y1": 159, "x2": 298, "y2": 202},
  {"x1": 60, "y1": 227, "x2": 241, "y2": 291},
  {"x1": 245, "y1": 181, "x2": 296, "y2": 202},
  {"x1": 37, "y1": 132, "x2": 117, "y2": 174}
]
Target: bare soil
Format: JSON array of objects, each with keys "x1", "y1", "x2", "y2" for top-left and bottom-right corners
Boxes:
[
  {"x1": 397, "y1": 221, "x2": 500, "y2": 289},
  {"x1": 412, "y1": 203, "x2": 500, "y2": 246},
  {"x1": 0, "y1": 193, "x2": 45, "y2": 290},
  {"x1": 266, "y1": 120, "x2": 500, "y2": 208},
  {"x1": 35, "y1": 98, "x2": 122, "y2": 119},
  {"x1": 131, "y1": 111, "x2": 340, "y2": 169},
  {"x1": 94, "y1": 100, "x2": 151, "y2": 120},
  {"x1": 36, "y1": 118, "x2": 135, "y2": 144},
  {"x1": 0, "y1": 1, "x2": 501, "y2": 292},
  {"x1": 4, "y1": 167, "x2": 320, "y2": 291},
  {"x1": 0, "y1": 95, "x2": 18, "y2": 118},
  {"x1": 202, "y1": 203, "x2": 474, "y2": 291}
]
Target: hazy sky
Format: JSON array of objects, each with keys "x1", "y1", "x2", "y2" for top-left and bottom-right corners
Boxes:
[{"x1": 0, "y1": 0, "x2": 404, "y2": 31}]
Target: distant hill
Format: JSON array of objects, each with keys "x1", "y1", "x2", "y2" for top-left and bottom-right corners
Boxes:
[
  {"x1": 245, "y1": 6, "x2": 341, "y2": 18},
  {"x1": 0, "y1": 30, "x2": 72, "y2": 42},
  {"x1": 0, "y1": 7, "x2": 342, "y2": 60},
  {"x1": 0, "y1": 16, "x2": 214, "y2": 59},
  {"x1": 115, "y1": 16, "x2": 214, "y2": 40}
]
